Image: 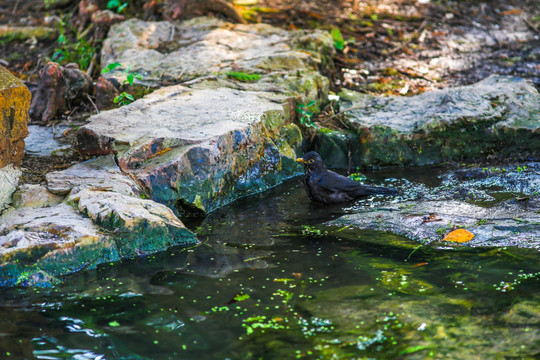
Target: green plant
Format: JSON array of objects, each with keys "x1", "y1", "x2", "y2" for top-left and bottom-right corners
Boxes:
[
  {"x1": 296, "y1": 100, "x2": 319, "y2": 128},
  {"x1": 114, "y1": 92, "x2": 134, "y2": 106},
  {"x1": 102, "y1": 62, "x2": 143, "y2": 86},
  {"x1": 51, "y1": 19, "x2": 95, "y2": 70},
  {"x1": 102, "y1": 63, "x2": 144, "y2": 106},
  {"x1": 107, "y1": 0, "x2": 128, "y2": 13},
  {"x1": 301, "y1": 225, "x2": 327, "y2": 237},
  {"x1": 330, "y1": 27, "x2": 345, "y2": 51},
  {"x1": 225, "y1": 71, "x2": 262, "y2": 82}
]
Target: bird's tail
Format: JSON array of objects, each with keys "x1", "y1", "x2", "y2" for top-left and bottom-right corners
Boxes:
[{"x1": 355, "y1": 185, "x2": 398, "y2": 196}]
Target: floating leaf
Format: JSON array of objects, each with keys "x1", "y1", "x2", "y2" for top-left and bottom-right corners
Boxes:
[
  {"x1": 443, "y1": 229, "x2": 474, "y2": 243},
  {"x1": 234, "y1": 293, "x2": 250, "y2": 302}
]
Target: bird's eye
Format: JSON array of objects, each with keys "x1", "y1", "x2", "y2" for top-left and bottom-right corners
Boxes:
[{"x1": 308, "y1": 159, "x2": 315, "y2": 163}]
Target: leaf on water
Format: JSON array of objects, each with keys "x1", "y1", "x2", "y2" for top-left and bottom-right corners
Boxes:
[
  {"x1": 234, "y1": 293, "x2": 250, "y2": 302},
  {"x1": 399, "y1": 345, "x2": 430, "y2": 355},
  {"x1": 443, "y1": 229, "x2": 474, "y2": 243}
]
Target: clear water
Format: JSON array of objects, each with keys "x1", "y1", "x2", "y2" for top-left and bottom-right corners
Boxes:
[{"x1": 2, "y1": 168, "x2": 540, "y2": 359}]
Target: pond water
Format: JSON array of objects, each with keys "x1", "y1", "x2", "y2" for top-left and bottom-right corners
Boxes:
[{"x1": 1, "y1": 168, "x2": 540, "y2": 359}]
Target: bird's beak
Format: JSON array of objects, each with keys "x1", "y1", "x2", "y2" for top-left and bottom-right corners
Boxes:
[{"x1": 295, "y1": 158, "x2": 307, "y2": 164}]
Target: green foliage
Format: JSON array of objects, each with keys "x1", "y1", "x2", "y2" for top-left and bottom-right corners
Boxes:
[
  {"x1": 234, "y1": 293, "x2": 251, "y2": 302},
  {"x1": 102, "y1": 63, "x2": 144, "y2": 106},
  {"x1": 51, "y1": 19, "x2": 95, "y2": 70},
  {"x1": 296, "y1": 100, "x2": 319, "y2": 129},
  {"x1": 301, "y1": 225, "x2": 327, "y2": 237},
  {"x1": 107, "y1": 0, "x2": 128, "y2": 13},
  {"x1": 330, "y1": 27, "x2": 345, "y2": 51},
  {"x1": 102, "y1": 63, "x2": 143, "y2": 86},
  {"x1": 114, "y1": 92, "x2": 134, "y2": 106},
  {"x1": 225, "y1": 71, "x2": 262, "y2": 82},
  {"x1": 349, "y1": 172, "x2": 367, "y2": 182}
]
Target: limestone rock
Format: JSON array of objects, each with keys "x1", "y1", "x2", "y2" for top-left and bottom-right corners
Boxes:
[
  {"x1": 46, "y1": 155, "x2": 142, "y2": 196},
  {"x1": 100, "y1": 17, "x2": 332, "y2": 99},
  {"x1": 0, "y1": 65, "x2": 29, "y2": 168},
  {"x1": 0, "y1": 203, "x2": 113, "y2": 287},
  {"x1": 329, "y1": 197, "x2": 540, "y2": 248},
  {"x1": 314, "y1": 75, "x2": 540, "y2": 168},
  {"x1": 0, "y1": 180, "x2": 197, "y2": 287},
  {"x1": 11, "y1": 184, "x2": 63, "y2": 208},
  {"x1": 77, "y1": 85, "x2": 303, "y2": 213},
  {"x1": 69, "y1": 188, "x2": 196, "y2": 257},
  {"x1": 0, "y1": 165, "x2": 21, "y2": 213},
  {"x1": 328, "y1": 164, "x2": 540, "y2": 249}
]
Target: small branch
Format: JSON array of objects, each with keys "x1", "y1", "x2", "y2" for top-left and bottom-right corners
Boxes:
[{"x1": 86, "y1": 94, "x2": 100, "y2": 114}]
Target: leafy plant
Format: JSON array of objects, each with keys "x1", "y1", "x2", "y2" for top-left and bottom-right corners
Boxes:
[
  {"x1": 296, "y1": 100, "x2": 319, "y2": 128},
  {"x1": 102, "y1": 63, "x2": 144, "y2": 106},
  {"x1": 107, "y1": 0, "x2": 128, "y2": 13},
  {"x1": 102, "y1": 62, "x2": 143, "y2": 86},
  {"x1": 51, "y1": 19, "x2": 95, "y2": 70},
  {"x1": 114, "y1": 92, "x2": 134, "y2": 106},
  {"x1": 330, "y1": 27, "x2": 345, "y2": 51},
  {"x1": 225, "y1": 71, "x2": 262, "y2": 82},
  {"x1": 301, "y1": 225, "x2": 327, "y2": 237}
]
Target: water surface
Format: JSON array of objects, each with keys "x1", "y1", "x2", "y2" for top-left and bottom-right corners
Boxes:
[{"x1": 1, "y1": 167, "x2": 540, "y2": 359}]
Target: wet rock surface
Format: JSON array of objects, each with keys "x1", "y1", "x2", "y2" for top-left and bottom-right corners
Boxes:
[
  {"x1": 0, "y1": 179, "x2": 197, "y2": 287},
  {"x1": 314, "y1": 75, "x2": 540, "y2": 169},
  {"x1": 329, "y1": 163, "x2": 540, "y2": 249}
]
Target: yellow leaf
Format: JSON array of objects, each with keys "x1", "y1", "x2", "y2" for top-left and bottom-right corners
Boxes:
[{"x1": 443, "y1": 229, "x2": 475, "y2": 243}]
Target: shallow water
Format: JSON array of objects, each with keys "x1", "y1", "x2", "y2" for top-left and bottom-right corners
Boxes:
[{"x1": 1, "y1": 167, "x2": 540, "y2": 359}]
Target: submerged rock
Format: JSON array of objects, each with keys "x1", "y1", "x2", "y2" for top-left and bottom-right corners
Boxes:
[
  {"x1": 329, "y1": 164, "x2": 540, "y2": 249},
  {"x1": 314, "y1": 75, "x2": 540, "y2": 168}
]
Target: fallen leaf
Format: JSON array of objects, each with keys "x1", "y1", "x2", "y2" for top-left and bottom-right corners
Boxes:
[
  {"x1": 501, "y1": 8, "x2": 522, "y2": 16},
  {"x1": 443, "y1": 229, "x2": 474, "y2": 243}
]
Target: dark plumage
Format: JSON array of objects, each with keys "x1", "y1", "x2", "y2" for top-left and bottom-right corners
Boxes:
[{"x1": 296, "y1": 151, "x2": 397, "y2": 204}]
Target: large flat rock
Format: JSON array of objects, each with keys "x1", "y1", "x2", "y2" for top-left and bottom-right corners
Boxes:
[
  {"x1": 0, "y1": 169, "x2": 197, "y2": 287},
  {"x1": 314, "y1": 75, "x2": 540, "y2": 168},
  {"x1": 78, "y1": 85, "x2": 303, "y2": 213},
  {"x1": 101, "y1": 17, "x2": 332, "y2": 99}
]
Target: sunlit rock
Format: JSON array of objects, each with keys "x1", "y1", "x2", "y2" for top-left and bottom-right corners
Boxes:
[
  {"x1": 313, "y1": 75, "x2": 540, "y2": 168},
  {"x1": 78, "y1": 85, "x2": 303, "y2": 213}
]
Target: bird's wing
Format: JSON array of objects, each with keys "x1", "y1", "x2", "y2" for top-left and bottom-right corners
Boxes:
[{"x1": 317, "y1": 171, "x2": 362, "y2": 192}]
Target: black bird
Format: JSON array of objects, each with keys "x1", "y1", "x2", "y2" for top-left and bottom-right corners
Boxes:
[{"x1": 296, "y1": 151, "x2": 397, "y2": 204}]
